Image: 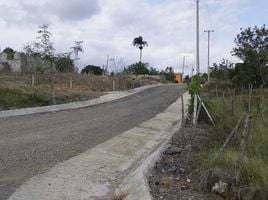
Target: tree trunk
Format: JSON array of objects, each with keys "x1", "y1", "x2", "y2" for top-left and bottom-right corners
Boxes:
[{"x1": 140, "y1": 49, "x2": 142, "y2": 64}]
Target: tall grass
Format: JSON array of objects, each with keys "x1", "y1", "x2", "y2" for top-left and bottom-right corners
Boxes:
[{"x1": 200, "y1": 85, "x2": 268, "y2": 190}]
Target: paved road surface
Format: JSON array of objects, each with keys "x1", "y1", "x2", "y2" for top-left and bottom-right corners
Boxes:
[{"x1": 0, "y1": 84, "x2": 183, "y2": 200}]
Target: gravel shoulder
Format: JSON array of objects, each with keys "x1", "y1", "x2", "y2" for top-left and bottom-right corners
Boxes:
[
  {"x1": 148, "y1": 124, "x2": 216, "y2": 200},
  {"x1": 0, "y1": 84, "x2": 182, "y2": 200}
]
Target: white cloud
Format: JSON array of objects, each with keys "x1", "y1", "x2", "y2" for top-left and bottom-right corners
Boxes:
[{"x1": 0, "y1": 0, "x2": 261, "y2": 75}]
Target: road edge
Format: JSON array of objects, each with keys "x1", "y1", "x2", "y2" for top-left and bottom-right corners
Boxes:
[
  {"x1": 115, "y1": 91, "x2": 190, "y2": 200},
  {"x1": 0, "y1": 84, "x2": 161, "y2": 118}
]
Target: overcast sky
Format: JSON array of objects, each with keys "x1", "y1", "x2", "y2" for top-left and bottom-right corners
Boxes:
[{"x1": 0, "y1": 0, "x2": 267, "y2": 75}]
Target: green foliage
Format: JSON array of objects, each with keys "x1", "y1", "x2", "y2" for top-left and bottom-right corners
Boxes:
[
  {"x1": 35, "y1": 24, "x2": 55, "y2": 61},
  {"x1": 232, "y1": 25, "x2": 268, "y2": 87},
  {"x1": 210, "y1": 58, "x2": 234, "y2": 81},
  {"x1": 210, "y1": 25, "x2": 268, "y2": 88},
  {"x1": 81, "y1": 65, "x2": 104, "y2": 75},
  {"x1": 188, "y1": 74, "x2": 205, "y2": 95},
  {"x1": 133, "y1": 36, "x2": 148, "y2": 63},
  {"x1": 55, "y1": 54, "x2": 75, "y2": 73},
  {"x1": 132, "y1": 36, "x2": 148, "y2": 50},
  {"x1": 124, "y1": 63, "x2": 149, "y2": 76},
  {"x1": 148, "y1": 67, "x2": 160, "y2": 75},
  {"x1": 71, "y1": 41, "x2": 84, "y2": 59},
  {"x1": 3, "y1": 47, "x2": 15, "y2": 60}
]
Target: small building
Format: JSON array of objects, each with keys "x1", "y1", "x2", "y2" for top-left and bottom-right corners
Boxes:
[
  {"x1": 174, "y1": 72, "x2": 183, "y2": 83},
  {"x1": 0, "y1": 52, "x2": 28, "y2": 73}
]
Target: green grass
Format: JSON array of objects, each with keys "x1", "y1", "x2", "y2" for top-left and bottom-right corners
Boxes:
[
  {"x1": 200, "y1": 88, "x2": 268, "y2": 189},
  {"x1": 0, "y1": 87, "x2": 49, "y2": 109}
]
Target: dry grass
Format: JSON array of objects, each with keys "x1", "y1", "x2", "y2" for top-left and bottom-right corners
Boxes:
[
  {"x1": 0, "y1": 73, "x2": 160, "y2": 109},
  {"x1": 113, "y1": 190, "x2": 129, "y2": 200}
]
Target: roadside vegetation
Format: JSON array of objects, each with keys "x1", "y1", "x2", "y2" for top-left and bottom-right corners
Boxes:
[
  {"x1": 187, "y1": 25, "x2": 268, "y2": 199},
  {"x1": 0, "y1": 73, "x2": 163, "y2": 110},
  {"x1": 200, "y1": 83, "x2": 268, "y2": 198}
]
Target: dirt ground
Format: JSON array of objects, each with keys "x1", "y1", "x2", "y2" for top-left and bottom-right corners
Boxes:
[{"x1": 148, "y1": 124, "x2": 217, "y2": 200}]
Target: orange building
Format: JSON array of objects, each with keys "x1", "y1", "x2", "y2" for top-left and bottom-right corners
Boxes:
[{"x1": 174, "y1": 73, "x2": 183, "y2": 83}]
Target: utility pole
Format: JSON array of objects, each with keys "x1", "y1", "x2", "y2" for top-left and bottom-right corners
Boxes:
[
  {"x1": 196, "y1": 0, "x2": 200, "y2": 74},
  {"x1": 193, "y1": 0, "x2": 200, "y2": 125},
  {"x1": 204, "y1": 30, "x2": 214, "y2": 81},
  {"x1": 182, "y1": 55, "x2": 189, "y2": 77},
  {"x1": 105, "y1": 54, "x2": 109, "y2": 75}
]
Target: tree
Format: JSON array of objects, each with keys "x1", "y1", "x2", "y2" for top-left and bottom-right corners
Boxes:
[
  {"x1": 132, "y1": 36, "x2": 148, "y2": 63},
  {"x1": 210, "y1": 58, "x2": 233, "y2": 81},
  {"x1": 55, "y1": 53, "x2": 75, "y2": 73},
  {"x1": 24, "y1": 24, "x2": 57, "y2": 104},
  {"x1": 232, "y1": 25, "x2": 268, "y2": 87},
  {"x1": 81, "y1": 65, "x2": 104, "y2": 75},
  {"x1": 71, "y1": 41, "x2": 84, "y2": 61},
  {"x1": 36, "y1": 24, "x2": 57, "y2": 104},
  {"x1": 124, "y1": 62, "x2": 149, "y2": 76},
  {"x1": 3, "y1": 47, "x2": 15, "y2": 60},
  {"x1": 148, "y1": 67, "x2": 160, "y2": 75}
]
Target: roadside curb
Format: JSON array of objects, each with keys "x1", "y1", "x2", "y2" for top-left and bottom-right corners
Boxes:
[
  {"x1": 0, "y1": 84, "x2": 161, "y2": 118},
  {"x1": 115, "y1": 92, "x2": 190, "y2": 200}
]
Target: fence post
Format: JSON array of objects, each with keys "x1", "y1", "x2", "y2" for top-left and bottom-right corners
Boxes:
[
  {"x1": 113, "y1": 80, "x2": 115, "y2": 91},
  {"x1": 193, "y1": 94, "x2": 198, "y2": 125},
  {"x1": 219, "y1": 113, "x2": 246, "y2": 155},
  {"x1": 31, "y1": 74, "x2": 35, "y2": 86},
  {"x1": 69, "y1": 77, "x2": 73, "y2": 89},
  {"x1": 235, "y1": 114, "x2": 251, "y2": 182},
  {"x1": 194, "y1": 97, "x2": 202, "y2": 128},
  {"x1": 181, "y1": 94, "x2": 185, "y2": 127}
]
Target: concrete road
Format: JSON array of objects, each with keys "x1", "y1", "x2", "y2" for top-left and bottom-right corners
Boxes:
[{"x1": 0, "y1": 84, "x2": 183, "y2": 200}]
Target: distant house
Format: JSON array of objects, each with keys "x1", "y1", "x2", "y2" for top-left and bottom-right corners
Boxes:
[
  {"x1": 0, "y1": 52, "x2": 27, "y2": 73},
  {"x1": 174, "y1": 72, "x2": 183, "y2": 83}
]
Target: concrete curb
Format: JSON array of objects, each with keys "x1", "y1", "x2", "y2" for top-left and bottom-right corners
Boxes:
[
  {"x1": 115, "y1": 92, "x2": 190, "y2": 200},
  {"x1": 0, "y1": 84, "x2": 161, "y2": 118}
]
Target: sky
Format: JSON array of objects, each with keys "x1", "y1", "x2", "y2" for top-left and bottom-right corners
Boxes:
[{"x1": 0, "y1": 0, "x2": 267, "y2": 75}]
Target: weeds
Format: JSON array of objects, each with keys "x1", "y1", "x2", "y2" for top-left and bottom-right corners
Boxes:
[{"x1": 200, "y1": 86, "x2": 268, "y2": 194}]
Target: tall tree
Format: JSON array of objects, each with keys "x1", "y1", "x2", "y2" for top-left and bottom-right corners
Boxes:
[
  {"x1": 24, "y1": 24, "x2": 57, "y2": 104},
  {"x1": 132, "y1": 36, "x2": 148, "y2": 63},
  {"x1": 232, "y1": 25, "x2": 268, "y2": 87},
  {"x1": 36, "y1": 24, "x2": 57, "y2": 104}
]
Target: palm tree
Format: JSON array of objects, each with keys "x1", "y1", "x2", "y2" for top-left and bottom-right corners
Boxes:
[{"x1": 132, "y1": 36, "x2": 148, "y2": 63}]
